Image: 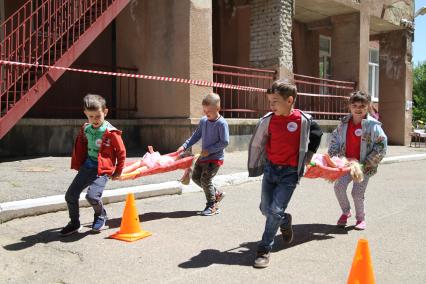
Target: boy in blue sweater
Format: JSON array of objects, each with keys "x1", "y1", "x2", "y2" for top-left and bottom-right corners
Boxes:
[{"x1": 178, "y1": 93, "x2": 229, "y2": 216}]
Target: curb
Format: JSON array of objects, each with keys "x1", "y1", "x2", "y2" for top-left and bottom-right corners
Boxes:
[
  {"x1": 380, "y1": 153, "x2": 426, "y2": 164},
  {"x1": 0, "y1": 181, "x2": 181, "y2": 223},
  {"x1": 0, "y1": 154, "x2": 424, "y2": 223},
  {"x1": 0, "y1": 173, "x2": 261, "y2": 223}
]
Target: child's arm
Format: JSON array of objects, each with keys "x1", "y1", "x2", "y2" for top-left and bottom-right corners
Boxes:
[
  {"x1": 306, "y1": 120, "x2": 323, "y2": 163},
  {"x1": 111, "y1": 133, "x2": 126, "y2": 179},
  {"x1": 181, "y1": 122, "x2": 203, "y2": 150},
  {"x1": 327, "y1": 127, "x2": 341, "y2": 158},
  {"x1": 71, "y1": 125, "x2": 88, "y2": 171},
  {"x1": 363, "y1": 124, "x2": 387, "y2": 173},
  {"x1": 205, "y1": 122, "x2": 229, "y2": 155}
]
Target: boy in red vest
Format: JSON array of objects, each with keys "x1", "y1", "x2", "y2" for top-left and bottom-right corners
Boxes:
[
  {"x1": 248, "y1": 79, "x2": 323, "y2": 268},
  {"x1": 60, "y1": 94, "x2": 126, "y2": 236}
]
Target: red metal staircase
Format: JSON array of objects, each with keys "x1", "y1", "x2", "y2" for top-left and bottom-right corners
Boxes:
[{"x1": 0, "y1": 0, "x2": 130, "y2": 139}]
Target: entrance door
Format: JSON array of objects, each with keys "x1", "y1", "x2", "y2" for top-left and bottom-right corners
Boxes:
[{"x1": 319, "y1": 35, "x2": 331, "y2": 94}]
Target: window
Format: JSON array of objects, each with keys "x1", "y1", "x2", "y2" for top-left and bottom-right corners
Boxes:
[
  {"x1": 319, "y1": 36, "x2": 331, "y2": 94},
  {"x1": 368, "y1": 48, "x2": 379, "y2": 101}
]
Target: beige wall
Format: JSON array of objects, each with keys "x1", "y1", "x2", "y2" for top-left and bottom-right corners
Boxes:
[
  {"x1": 379, "y1": 30, "x2": 412, "y2": 145},
  {"x1": 333, "y1": 0, "x2": 413, "y2": 21},
  {"x1": 116, "y1": 0, "x2": 212, "y2": 119},
  {"x1": 189, "y1": 0, "x2": 213, "y2": 118},
  {"x1": 330, "y1": 11, "x2": 369, "y2": 92},
  {"x1": 368, "y1": 0, "x2": 413, "y2": 24}
]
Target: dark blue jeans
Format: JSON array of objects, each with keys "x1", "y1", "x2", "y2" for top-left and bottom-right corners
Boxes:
[
  {"x1": 258, "y1": 162, "x2": 298, "y2": 252},
  {"x1": 65, "y1": 165, "x2": 108, "y2": 224}
]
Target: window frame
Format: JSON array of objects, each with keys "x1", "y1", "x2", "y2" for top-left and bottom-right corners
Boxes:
[{"x1": 368, "y1": 48, "x2": 379, "y2": 102}]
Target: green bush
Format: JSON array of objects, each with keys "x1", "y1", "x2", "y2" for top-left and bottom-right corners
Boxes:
[{"x1": 413, "y1": 62, "x2": 426, "y2": 126}]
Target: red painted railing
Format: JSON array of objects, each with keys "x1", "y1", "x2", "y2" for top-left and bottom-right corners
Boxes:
[
  {"x1": 0, "y1": 0, "x2": 129, "y2": 138},
  {"x1": 213, "y1": 64, "x2": 355, "y2": 119},
  {"x1": 1, "y1": 0, "x2": 117, "y2": 117},
  {"x1": 213, "y1": 63, "x2": 276, "y2": 118},
  {"x1": 295, "y1": 74, "x2": 355, "y2": 120}
]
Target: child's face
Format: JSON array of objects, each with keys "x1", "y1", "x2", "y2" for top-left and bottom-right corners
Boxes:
[
  {"x1": 84, "y1": 108, "x2": 108, "y2": 128},
  {"x1": 267, "y1": 93, "x2": 293, "y2": 115},
  {"x1": 349, "y1": 102, "x2": 368, "y2": 121},
  {"x1": 203, "y1": 104, "x2": 220, "y2": 120}
]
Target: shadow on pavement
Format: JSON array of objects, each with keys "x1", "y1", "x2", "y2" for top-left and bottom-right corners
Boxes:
[
  {"x1": 179, "y1": 223, "x2": 352, "y2": 268},
  {"x1": 106, "y1": 210, "x2": 199, "y2": 229},
  {"x1": 3, "y1": 226, "x2": 94, "y2": 251}
]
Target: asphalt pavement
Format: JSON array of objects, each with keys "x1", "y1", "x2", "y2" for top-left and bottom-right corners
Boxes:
[
  {"x1": 1, "y1": 146, "x2": 426, "y2": 203},
  {"x1": 0, "y1": 159, "x2": 425, "y2": 283}
]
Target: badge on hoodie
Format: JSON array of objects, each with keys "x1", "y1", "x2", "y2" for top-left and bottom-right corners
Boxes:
[
  {"x1": 287, "y1": 122, "x2": 298, "y2": 132},
  {"x1": 354, "y1": 129, "x2": 363, "y2": 137}
]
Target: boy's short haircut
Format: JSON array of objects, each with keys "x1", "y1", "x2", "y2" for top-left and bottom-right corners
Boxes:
[
  {"x1": 202, "y1": 93, "x2": 221, "y2": 107},
  {"x1": 83, "y1": 94, "x2": 107, "y2": 111},
  {"x1": 349, "y1": 91, "x2": 371, "y2": 105},
  {"x1": 267, "y1": 78, "x2": 297, "y2": 101}
]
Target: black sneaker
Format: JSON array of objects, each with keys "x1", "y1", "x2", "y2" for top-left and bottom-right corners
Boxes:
[
  {"x1": 280, "y1": 213, "x2": 294, "y2": 244},
  {"x1": 59, "y1": 222, "x2": 82, "y2": 237},
  {"x1": 92, "y1": 213, "x2": 108, "y2": 232},
  {"x1": 253, "y1": 250, "x2": 270, "y2": 268}
]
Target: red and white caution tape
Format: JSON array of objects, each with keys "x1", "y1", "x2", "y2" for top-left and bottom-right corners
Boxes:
[{"x1": 0, "y1": 60, "x2": 268, "y2": 93}]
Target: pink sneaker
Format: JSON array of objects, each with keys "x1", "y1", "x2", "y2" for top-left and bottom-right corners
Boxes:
[
  {"x1": 354, "y1": 220, "x2": 366, "y2": 230},
  {"x1": 337, "y1": 212, "x2": 352, "y2": 227}
]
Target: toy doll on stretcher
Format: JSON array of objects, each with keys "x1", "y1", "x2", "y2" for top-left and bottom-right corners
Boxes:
[
  {"x1": 118, "y1": 146, "x2": 198, "y2": 183},
  {"x1": 304, "y1": 153, "x2": 364, "y2": 182}
]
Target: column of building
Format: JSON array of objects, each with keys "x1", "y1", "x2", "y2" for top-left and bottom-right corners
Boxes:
[
  {"x1": 249, "y1": 0, "x2": 293, "y2": 78},
  {"x1": 115, "y1": 0, "x2": 213, "y2": 151}
]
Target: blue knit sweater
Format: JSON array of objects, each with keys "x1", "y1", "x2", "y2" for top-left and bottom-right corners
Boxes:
[{"x1": 182, "y1": 115, "x2": 229, "y2": 161}]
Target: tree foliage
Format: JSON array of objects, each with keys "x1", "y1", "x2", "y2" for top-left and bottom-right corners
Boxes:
[{"x1": 413, "y1": 62, "x2": 426, "y2": 125}]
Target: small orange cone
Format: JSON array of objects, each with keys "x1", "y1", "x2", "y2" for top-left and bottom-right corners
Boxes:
[
  {"x1": 347, "y1": 239, "x2": 376, "y2": 284},
  {"x1": 109, "y1": 193, "x2": 152, "y2": 242}
]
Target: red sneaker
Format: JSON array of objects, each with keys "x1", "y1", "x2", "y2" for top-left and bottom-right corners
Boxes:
[{"x1": 337, "y1": 212, "x2": 352, "y2": 227}]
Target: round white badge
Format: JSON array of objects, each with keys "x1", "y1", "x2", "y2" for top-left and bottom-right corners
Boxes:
[
  {"x1": 287, "y1": 122, "x2": 298, "y2": 132},
  {"x1": 354, "y1": 129, "x2": 363, "y2": 137},
  {"x1": 95, "y1": 138, "x2": 103, "y2": 147}
]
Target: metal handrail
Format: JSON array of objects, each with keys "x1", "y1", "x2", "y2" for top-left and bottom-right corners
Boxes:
[
  {"x1": 0, "y1": 0, "x2": 116, "y2": 117},
  {"x1": 212, "y1": 63, "x2": 355, "y2": 119}
]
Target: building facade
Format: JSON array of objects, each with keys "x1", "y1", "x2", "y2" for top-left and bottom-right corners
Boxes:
[{"x1": 0, "y1": 0, "x2": 415, "y2": 156}]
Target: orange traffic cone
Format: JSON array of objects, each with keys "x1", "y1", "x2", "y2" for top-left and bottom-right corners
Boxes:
[
  {"x1": 109, "y1": 193, "x2": 152, "y2": 242},
  {"x1": 347, "y1": 239, "x2": 375, "y2": 284}
]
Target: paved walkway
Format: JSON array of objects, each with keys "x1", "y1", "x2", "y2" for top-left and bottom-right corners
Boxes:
[
  {"x1": 1, "y1": 146, "x2": 426, "y2": 222},
  {"x1": 1, "y1": 146, "x2": 425, "y2": 203},
  {"x1": 1, "y1": 160, "x2": 425, "y2": 283}
]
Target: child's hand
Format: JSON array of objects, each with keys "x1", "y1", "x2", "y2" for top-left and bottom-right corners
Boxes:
[
  {"x1": 201, "y1": 150, "x2": 209, "y2": 157},
  {"x1": 111, "y1": 172, "x2": 121, "y2": 180},
  {"x1": 177, "y1": 146, "x2": 185, "y2": 153}
]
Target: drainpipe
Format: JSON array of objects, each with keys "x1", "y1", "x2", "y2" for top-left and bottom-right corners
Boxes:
[{"x1": 111, "y1": 20, "x2": 117, "y2": 118}]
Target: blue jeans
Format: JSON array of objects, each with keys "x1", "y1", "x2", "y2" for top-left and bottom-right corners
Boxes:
[
  {"x1": 65, "y1": 164, "x2": 108, "y2": 224},
  {"x1": 258, "y1": 162, "x2": 298, "y2": 252}
]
